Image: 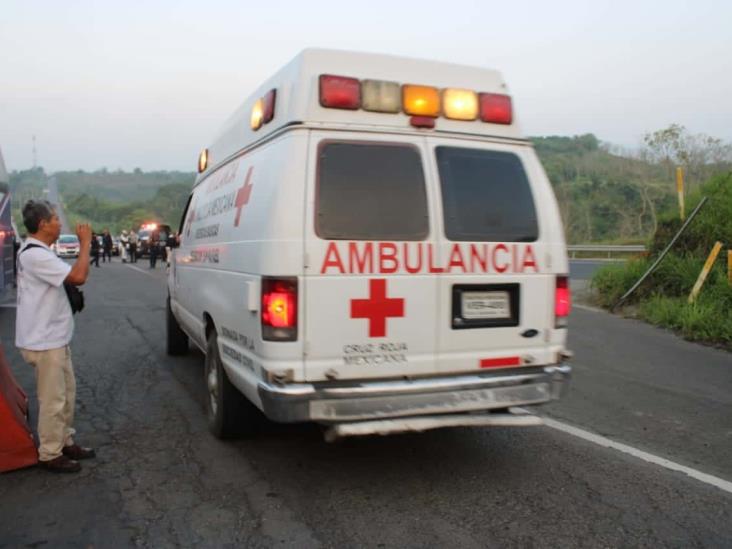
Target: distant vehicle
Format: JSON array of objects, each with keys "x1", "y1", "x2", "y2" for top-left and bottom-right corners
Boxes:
[
  {"x1": 0, "y1": 147, "x2": 16, "y2": 295},
  {"x1": 112, "y1": 237, "x2": 121, "y2": 256},
  {"x1": 53, "y1": 234, "x2": 80, "y2": 258},
  {"x1": 138, "y1": 223, "x2": 171, "y2": 257}
]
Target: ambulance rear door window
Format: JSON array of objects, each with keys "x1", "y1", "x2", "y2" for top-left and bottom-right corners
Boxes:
[
  {"x1": 436, "y1": 147, "x2": 538, "y2": 242},
  {"x1": 316, "y1": 142, "x2": 428, "y2": 240}
]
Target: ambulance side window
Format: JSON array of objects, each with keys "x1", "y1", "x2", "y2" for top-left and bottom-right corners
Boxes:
[
  {"x1": 316, "y1": 142, "x2": 428, "y2": 241},
  {"x1": 178, "y1": 193, "x2": 193, "y2": 243},
  {"x1": 436, "y1": 147, "x2": 538, "y2": 242}
]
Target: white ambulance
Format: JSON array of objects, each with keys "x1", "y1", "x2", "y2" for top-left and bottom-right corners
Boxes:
[{"x1": 167, "y1": 49, "x2": 572, "y2": 440}]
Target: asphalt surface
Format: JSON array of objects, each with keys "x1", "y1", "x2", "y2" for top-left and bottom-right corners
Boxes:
[
  {"x1": 568, "y1": 259, "x2": 619, "y2": 280},
  {"x1": 0, "y1": 260, "x2": 730, "y2": 548}
]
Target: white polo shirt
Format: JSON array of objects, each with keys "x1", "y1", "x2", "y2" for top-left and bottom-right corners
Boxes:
[{"x1": 15, "y1": 237, "x2": 74, "y2": 351}]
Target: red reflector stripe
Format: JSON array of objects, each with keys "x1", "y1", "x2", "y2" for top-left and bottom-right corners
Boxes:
[
  {"x1": 480, "y1": 356, "x2": 521, "y2": 368},
  {"x1": 409, "y1": 116, "x2": 436, "y2": 128}
]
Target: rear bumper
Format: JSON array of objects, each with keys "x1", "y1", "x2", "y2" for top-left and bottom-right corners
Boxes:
[{"x1": 258, "y1": 364, "x2": 571, "y2": 423}]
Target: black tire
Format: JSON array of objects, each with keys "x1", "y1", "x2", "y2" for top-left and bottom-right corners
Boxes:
[
  {"x1": 166, "y1": 296, "x2": 189, "y2": 356},
  {"x1": 205, "y1": 331, "x2": 262, "y2": 439}
]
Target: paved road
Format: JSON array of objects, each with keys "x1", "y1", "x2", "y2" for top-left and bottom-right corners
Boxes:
[
  {"x1": 1, "y1": 261, "x2": 730, "y2": 547},
  {"x1": 569, "y1": 259, "x2": 621, "y2": 280}
]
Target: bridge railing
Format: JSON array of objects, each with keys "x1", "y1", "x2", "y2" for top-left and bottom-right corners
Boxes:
[{"x1": 567, "y1": 245, "x2": 647, "y2": 259}]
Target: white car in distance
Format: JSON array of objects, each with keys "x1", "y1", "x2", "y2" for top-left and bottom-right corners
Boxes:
[{"x1": 53, "y1": 234, "x2": 80, "y2": 258}]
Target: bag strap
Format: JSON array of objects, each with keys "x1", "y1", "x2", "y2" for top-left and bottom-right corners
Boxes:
[
  {"x1": 18, "y1": 243, "x2": 47, "y2": 266},
  {"x1": 20, "y1": 243, "x2": 45, "y2": 254}
]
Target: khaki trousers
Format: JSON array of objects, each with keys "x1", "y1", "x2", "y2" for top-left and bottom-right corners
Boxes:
[{"x1": 20, "y1": 346, "x2": 76, "y2": 461}]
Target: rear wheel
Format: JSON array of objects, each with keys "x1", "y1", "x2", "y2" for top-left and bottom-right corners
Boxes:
[
  {"x1": 166, "y1": 297, "x2": 189, "y2": 356},
  {"x1": 205, "y1": 331, "x2": 262, "y2": 438}
]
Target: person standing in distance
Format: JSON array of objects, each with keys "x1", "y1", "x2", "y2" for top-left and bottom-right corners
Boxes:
[
  {"x1": 128, "y1": 229, "x2": 138, "y2": 263},
  {"x1": 149, "y1": 227, "x2": 160, "y2": 269},
  {"x1": 90, "y1": 232, "x2": 101, "y2": 267},
  {"x1": 16, "y1": 200, "x2": 95, "y2": 473},
  {"x1": 119, "y1": 230, "x2": 129, "y2": 263},
  {"x1": 102, "y1": 229, "x2": 113, "y2": 263}
]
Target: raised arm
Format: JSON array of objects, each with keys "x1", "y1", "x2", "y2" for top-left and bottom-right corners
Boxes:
[{"x1": 65, "y1": 223, "x2": 92, "y2": 286}]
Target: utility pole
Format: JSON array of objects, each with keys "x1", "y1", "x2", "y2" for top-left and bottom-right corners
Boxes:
[{"x1": 32, "y1": 135, "x2": 37, "y2": 170}]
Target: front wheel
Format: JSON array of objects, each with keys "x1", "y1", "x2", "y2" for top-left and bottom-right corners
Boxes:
[{"x1": 205, "y1": 331, "x2": 262, "y2": 438}]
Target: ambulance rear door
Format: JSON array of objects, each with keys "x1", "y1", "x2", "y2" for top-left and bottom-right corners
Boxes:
[
  {"x1": 426, "y1": 138, "x2": 561, "y2": 373},
  {"x1": 303, "y1": 131, "x2": 440, "y2": 382}
]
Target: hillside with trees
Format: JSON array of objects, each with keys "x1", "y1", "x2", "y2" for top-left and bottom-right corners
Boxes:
[
  {"x1": 8, "y1": 125, "x2": 730, "y2": 240},
  {"x1": 533, "y1": 125, "x2": 731, "y2": 243},
  {"x1": 8, "y1": 168, "x2": 194, "y2": 234}
]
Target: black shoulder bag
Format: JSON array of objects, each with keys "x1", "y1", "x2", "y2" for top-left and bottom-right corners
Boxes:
[{"x1": 21, "y1": 243, "x2": 85, "y2": 314}]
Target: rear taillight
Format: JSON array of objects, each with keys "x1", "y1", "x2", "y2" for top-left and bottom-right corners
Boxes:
[
  {"x1": 261, "y1": 277, "x2": 298, "y2": 341},
  {"x1": 555, "y1": 275, "x2": 571, "y2": 328}
]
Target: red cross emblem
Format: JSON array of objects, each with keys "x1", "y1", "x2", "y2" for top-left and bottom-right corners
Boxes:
[
  {"x1": 234, "y1": 167, "x2": 254, "y2": 227},
  {"x1": 350, "y1": 279, "x2": 405, "y2": 338}
]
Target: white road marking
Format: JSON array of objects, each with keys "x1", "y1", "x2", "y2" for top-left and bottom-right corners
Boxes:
[
  {"x1": 541, "y1": 415, "x2": 732, "y2": 495},
  {"x1": 125, "y1": 264, "x2": 157, "y2": 278}
]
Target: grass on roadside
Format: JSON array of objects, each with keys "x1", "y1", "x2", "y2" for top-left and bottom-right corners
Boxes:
[
  {"x1": 590, "y1": 171, "x2": 732, "y2": 348},
  {"x1": 591, "y1": 258, "x2": 732, "y2": 348}
]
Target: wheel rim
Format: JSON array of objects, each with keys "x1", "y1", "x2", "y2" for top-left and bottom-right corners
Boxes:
[{"x1": 206, "y1": 353, "x2": 219, "y2": 416}]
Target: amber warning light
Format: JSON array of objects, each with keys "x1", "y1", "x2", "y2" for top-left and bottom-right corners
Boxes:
[
  {"x1": 250, "y1": 88, "x2": 278, "y2": 131},
  {"x1": 197, "y1": 149, "x2": 209, "y2": 173}
]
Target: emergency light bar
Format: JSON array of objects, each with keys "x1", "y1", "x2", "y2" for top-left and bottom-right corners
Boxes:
[
  {"x1": 361, "y1": 79, "x2": 400, "y2": 113},
  {"x1": 319, "y1": 74, "x2": 512, "y2": 125},
  {"x1": 402, "y1": 85, "x2": 440, "y2": 117},
  {"x1": 197, "y1": 149, "x2": 209, "y2": 173},
  {"x1": 443, "y1": 88, "x2": 478, "y2": 121},
  {"x1": 480, "y1": 93, "x2": 513, "y2": 125},
  {"x1": 319, "y1": 75, "x2": 360, "y2": 109},
  {"x1": 250, "y1": 88, "x2": 278, "y2": 130}
]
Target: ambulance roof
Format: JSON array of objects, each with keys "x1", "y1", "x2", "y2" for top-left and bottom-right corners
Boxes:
[{"x1": 200, "y1": 49, "x2": 525, "y2": 179}]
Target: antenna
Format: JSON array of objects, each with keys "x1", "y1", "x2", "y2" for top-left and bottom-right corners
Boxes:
[{"x1": 32, "y1": 135, "x2": 37, "y2": 169}]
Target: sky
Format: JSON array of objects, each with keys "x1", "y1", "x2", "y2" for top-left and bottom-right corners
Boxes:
[{"x1": 1, "y1": 0, "x2": 731, "y2": 172}]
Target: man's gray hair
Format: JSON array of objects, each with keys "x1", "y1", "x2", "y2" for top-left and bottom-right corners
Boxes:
[{"x1": 22, "y1": 200, "x2": 56, "y2": 234}]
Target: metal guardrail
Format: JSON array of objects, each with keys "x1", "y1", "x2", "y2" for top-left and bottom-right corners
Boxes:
[{"x1": 567, "y1": 245, "x2": 647, "y2": 259}]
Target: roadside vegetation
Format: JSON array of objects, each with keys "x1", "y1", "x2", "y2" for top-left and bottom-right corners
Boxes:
[
  {"x1": 8, "y1": 168, "x2": 193, "y2": 234},
  {"x1": 62, "y1": 181, "x2": 191, "y2": 234},
  {"x1": 591, "y1": 172, "x2": 732, "y2": 348}
]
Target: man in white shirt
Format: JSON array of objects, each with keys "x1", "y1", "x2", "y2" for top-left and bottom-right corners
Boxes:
[
  {"x1": 16, "y1": 200, "x2": 93, "y2": 473},
  {"x1": 119, "y1": 230, "x2": 129, "y2": 263}
]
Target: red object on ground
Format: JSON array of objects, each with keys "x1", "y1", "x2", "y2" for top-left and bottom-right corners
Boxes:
[{"x1": 0, "y1": 344, "x2": 38, "y2": 472}]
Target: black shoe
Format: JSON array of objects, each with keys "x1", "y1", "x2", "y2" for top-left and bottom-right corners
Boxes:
[
  {"x1": 63, "y1": 444, "x2": 96, "y2": 460},
  {"x1": 39, "y1": 455, "x2": 81, "y2": 473}
]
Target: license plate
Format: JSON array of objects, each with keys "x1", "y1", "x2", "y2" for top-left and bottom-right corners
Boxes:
[{"x1": 462, "y1": 291, "x2": 511, "y2": 320}]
